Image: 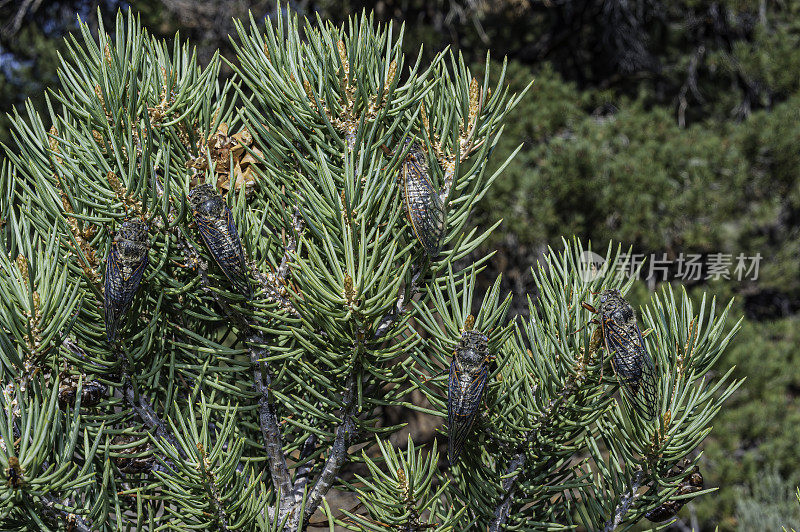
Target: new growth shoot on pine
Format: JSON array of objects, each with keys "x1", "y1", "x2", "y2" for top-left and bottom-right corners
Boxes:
[{"x1": 0, "y1": 5, "x2": 740, "y2": 532}]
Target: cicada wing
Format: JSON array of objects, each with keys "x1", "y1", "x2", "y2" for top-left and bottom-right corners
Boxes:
[
  {"x1": 402, "y1": 156, "x2": 444, "y2": 257},
  {"x1": 603, "y1": 317, "x2": 658, "y2": 420},
  {"x1": 196, "y1": 208, "x2": 252, "y2": 298},
  {"x1": 103, "y1": 249, "x2": 147, "y2": 342},
  {"x1": 447, "y1": 361, "x2": 489, "y2": 463}
]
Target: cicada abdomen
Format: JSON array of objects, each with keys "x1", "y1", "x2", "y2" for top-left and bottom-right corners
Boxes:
[
  {"x1": 645, "y1": 464, "x2": 704, "y2": 522},
  {"x1": 401, "y1": 142, "x2": 445, "y2": 257},
  {"x1": 595, "y1": 289, "x2": 658, "y2": 420},
  {"x1": 448, "y1": 325, "x2": 491, "y2": 463},
  {"x1": 187, "y1": 184, "x2": 252, "y2": 298},
  {"x1": 104, "y1": 218, "x2": 149, "y2": 342}
]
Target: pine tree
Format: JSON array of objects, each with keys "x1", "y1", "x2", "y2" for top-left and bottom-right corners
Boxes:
[{"x1": 0, "y1": 6, "x2": 741, "y2": 531}]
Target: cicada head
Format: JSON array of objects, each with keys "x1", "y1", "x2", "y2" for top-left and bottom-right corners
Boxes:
[
  {"x1": 598, "y1": 289, "x2": 634, "y2": 325},
  {"x1": 116, "y1": 218, "x2": 148, "y2": 243},
  {"x1": 455, "y1": 330, "x2": 490, "y2": 371},
  {"x1": 404, "y1": 140, "x2": 427, "y2": 165},
  {"x1": 188, "y1": 184, "x2": 226, "y2": 218}
]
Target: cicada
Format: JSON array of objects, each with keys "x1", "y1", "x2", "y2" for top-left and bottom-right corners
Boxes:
[
  {"x1": 400, "y1": 141, "x2": 445, "y2": 257},
  {"x1": 58, "y1": 375, "x2": 107, "y2": 410},
  {"x1": 104, "y1": 218, "x2": 149, "y2": 342},
  {"x1": 187, "y1": 184, "x2": 252, "y2": 298},
  {"x1": 582, "y1": 289, "x2": 658, "y2": 420},
  {"x1": 112, "y1": 434, "x2": 155, "y2": 474},
  {"x1": 5, "y1": 456, "x2": 23, "y2": 488},
  {"x1": 447, "y1": 318, "x2": 492, "y2": 463},
  {"x1": 645, "y1": 463, "x2": 704, "y2": 522}
]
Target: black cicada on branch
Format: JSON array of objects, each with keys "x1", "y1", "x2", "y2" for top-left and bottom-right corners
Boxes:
[
  {"x1": 400, "y1": 141, "x2": 445, "y2": 257},
  {"x1": 448, "y1": 315, "x2": 492, "y2": 463},
  {"x1": 583, "y1": 289, "x2": 658, "y2": 420},
  {"x1": 187, "y1": 184, "x2": 252, "y2": 298},
  {"x1": 104, "y1": 218, "x2": 149, "y2": 342}
]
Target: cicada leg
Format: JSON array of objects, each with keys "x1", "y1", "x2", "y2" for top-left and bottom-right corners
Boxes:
[{"x1": 587, "y1": 326, "x2": 605, "y2": 380}]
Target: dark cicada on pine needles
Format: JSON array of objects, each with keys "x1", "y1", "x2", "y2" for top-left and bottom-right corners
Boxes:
[
  {"x1": 400, "y1": 141, "x2": 445, "y2": 257},
  {"x1": 5, "y1": 456, "x2": 23, "y2": 488},
  {"x1": 645, "y1": 462, "x2": 704, "y2": 522},
  {"x1": 112, "y1": 434, "x2": 156, "y2": 474},
  {"x1": 104, "y1": 218, "x2": 149, "y2": 343},
  {"x1": 188, "y1": 184, "x2": 252, "y2": 298},
  {"x1": 583, "y1": 289, "x2": 658, "y2": 420},
  {"x1": 58, "y1": 375, "x2": 107, "y2": 410},
  {"x1": 448, "y1": 316, "x2": 492, "y2": 463}
]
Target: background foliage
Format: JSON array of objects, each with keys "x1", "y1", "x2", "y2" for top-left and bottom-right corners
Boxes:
[{"x1": 0, "y1": 1, "x2": 797, "y2": 530}]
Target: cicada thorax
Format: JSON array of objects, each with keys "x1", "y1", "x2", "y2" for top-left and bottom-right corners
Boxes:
[
  {"x1": 58, "y1": 374, "x2": 108, "y2": 410},
  {"x1": 400, "y1": 141, "x2": 445, "y2": 257},
  {"x1": 447, "y1": 327, "x2": 491, "y2": 463},
  {"x1": 187, "y1": 184, "x2": 252, "y2": 298},
  {"x1": 596, "y1": 289, "x2": 658, "y2": 420},
  {"x1": 645, "y1": 463, "x2": 704, "y2": 522},
  {"x1": 112, "y1": 434, "x2": 155, "y2": 474},
  {"x1": 104, "y1": 218, "x2": 149, "y2": 343}
]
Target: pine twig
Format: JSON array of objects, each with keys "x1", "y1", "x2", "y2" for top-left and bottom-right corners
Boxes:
[
  {"x1": 373, "y1": 266, "x2": 422, "y2": 341},
  {"x1": 121, "y1": 372, "x2": 184, "y2": 457},
  {"x1": 489, "y1": 382, "x2": 574, "y2": 531},
  {"x1": 37, "y1": 493, "x2": 92, "y2": 532},
  {"x1": 302, "y1": 266, "x2": 423, "y2": 524},
  {"x1": 302, "y1": 371, "x2": 358, "y2": 523},
  {"x1": 291, "y1": 433, "x2": 317, "y2": 501},
  {"x1": 247, "y1": 337, "x2": 293, "y2": 505},
  {"x1": 275, "y1": 204, "x2": 304, "y2": 281},
  {"x1": 197, "y1": 443, "x2": 231, "y2": 531},
  {"x1": 602, "y1": 470, "x2": 644, "y2": 532}
]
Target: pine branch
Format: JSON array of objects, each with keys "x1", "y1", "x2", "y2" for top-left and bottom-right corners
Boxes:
[
  {"x1": 489, "y1": 381, "x2": 576, "y2": 531},
  {"x1": 291, "y1": 433, "x2": 317, "y2": 501},
  {"x1": 247, "y1": 337, "x2": 293, "y2": 505},
  {"x1": 303, "y1": 370, "x2": 358, "y2": 523},
  {"x1": 275, "y1": 203, "x2": 303, "y2": 281},
  {"x1": 602, "y1": 470, "x2": 645, "y2": 532},
  {"x1": 299, "y1": 265, "x2": 425, "y2": 523},
  {"x1": 121, "y1": 372, "x2": 184, "y2": 457},
  {"x1": 38, "y1": 494, "x2": 92, "y2": 532},
  {"x1": 373, "y1": 266, "x2": 422, "y2": 341},
  {"x1": 181, "y1": 220, "x2": 295, "y2": 514},
  {"x1": 197, "y1": 443, "x2": 231, "y2": 531}
]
